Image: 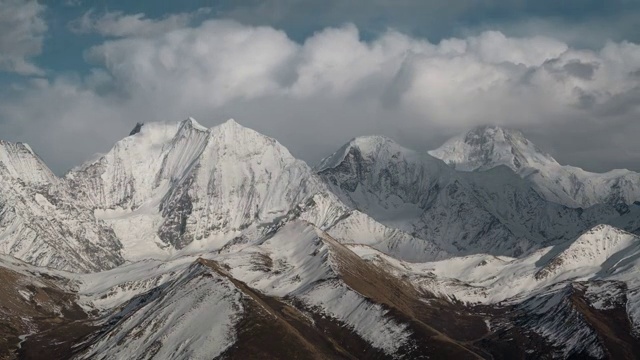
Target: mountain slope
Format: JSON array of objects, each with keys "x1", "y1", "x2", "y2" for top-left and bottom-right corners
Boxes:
[
  {"x1": 70, "y1": 220, "x2": 490, "y2": 359},
  {"x1": 429, "y1": 125, "x2": 640, "y2": 209}
]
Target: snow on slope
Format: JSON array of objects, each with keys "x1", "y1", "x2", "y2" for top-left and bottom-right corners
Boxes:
[
  {"x1": 76, "y1": 261, "x2": 243, "y2": 360},
  {"x1": 348, "y1": 223, "x2": 640, "y2": 356},
  {"x1": 535, "y1": 224, "x2": 640, "y2": 280},
  {"x1": 352, "y1": 224, "x2": 640, "y2": 335},
  {"x1": 429, "y1": 125, "x2": 640, "y2": 209},
  {"x1": 218, "y1": 220, "x2": 412, "y2": 354},
  {"x1": 516, "y1": 283, "x2": 606, "y2": 359},
  {"x1": 0, "y1": 141, "x2": 57, "y2": 185},
  {"x1": 428, "y1": 125, "x2": 558, "y2": 172},
  {"x1": 72, "y1": 220, "x2": 413, "y2": 357},
  {"x1": 0, "y1": 141, "x2": 123, "y2": 272},
  {"x1": 326, "y1": 209, "x2": 448, "y2": 262},
  {"x1": 4, "y1": 117, "x2": 640, "y2": 357}
]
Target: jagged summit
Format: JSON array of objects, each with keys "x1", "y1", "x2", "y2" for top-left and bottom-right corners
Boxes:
[
  {"x1": 181, "y1": 116, "x2": 208, "y2": 131},
  {"x1": 429, "y1": 125, "x2": 559, "y2": 172}
]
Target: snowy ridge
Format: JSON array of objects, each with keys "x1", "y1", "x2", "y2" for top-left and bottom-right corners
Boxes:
[
  {"x1": 76, "y1": 260, "x2": 243, "y2": 360},
  {"x1": 535, "y1": 225, "x2": 640, "y2": 280}
]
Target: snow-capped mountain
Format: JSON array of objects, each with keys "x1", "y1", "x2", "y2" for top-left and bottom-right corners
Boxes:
[
  {"x1": 66, "y1": 118, "x2": 338, "y2": 259},
  {"x1": 429, "y1": 125, "x2": 640, "y2": 210},
  {"x1": 1, "y1": 118, "x2": 639, "y2": 359},
  {"x1": 428, "y1": 125, "x2": 558, "y2": 172},
  {"x1": 318, "y1": 134, "x2": 617, "y2": 257}
]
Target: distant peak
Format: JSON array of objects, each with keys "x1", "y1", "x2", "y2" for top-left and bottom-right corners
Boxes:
[
  {"x1": 429, "y1": 125, "x2": 558, "y2": 172},
  {"x1": 316, "y1": 135, "x2": 410, "y2": 172},
  {"x1": 349, "y1": 135, "x2": 397, "y2": 149}
]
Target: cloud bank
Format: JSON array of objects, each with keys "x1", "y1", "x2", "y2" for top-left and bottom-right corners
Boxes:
[{"x1": 1, "y1": 13, "x2": 640, "y2": 173}]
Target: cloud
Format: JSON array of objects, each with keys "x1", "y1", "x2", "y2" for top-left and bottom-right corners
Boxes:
[
  {"x1": 0, "y1": 0, "x2": 46, "y2": 75},
  {"x1": 2, "y1": 18, "x2": 640, "y2": 173},
  {"x1": 219, "y1": 0, "x2": 640, "y2": 45},
  {"x1": 69, "y1": 8, "x2": 211, "y2": 37}
]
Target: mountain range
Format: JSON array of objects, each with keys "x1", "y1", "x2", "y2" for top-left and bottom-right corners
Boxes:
[{"x1": 1, "y1": 118, "x2": 639, "y2": 359}]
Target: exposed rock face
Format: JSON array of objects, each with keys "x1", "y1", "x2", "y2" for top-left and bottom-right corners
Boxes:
[{"x1": 129, "y1": 122, "x2": 144, "y2": 136}]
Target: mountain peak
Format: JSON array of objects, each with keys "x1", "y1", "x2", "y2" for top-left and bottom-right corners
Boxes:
[
  {"x1": 220, "y1": 118, "x2": 239, "y2": 127},
  {"x1": 429, "y1": 125, "x2": 559, "y2": 172},
  {"x1": 316, "y1": 135, "x2": 409, "y2": 172},
  {"x1": 180, "y1": 117, "x2": 208, "y2": 132}
]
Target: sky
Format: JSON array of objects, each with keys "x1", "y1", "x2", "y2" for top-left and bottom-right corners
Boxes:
[{"x1": 1, "y1": 0, "x2": 640, "y2": 174}]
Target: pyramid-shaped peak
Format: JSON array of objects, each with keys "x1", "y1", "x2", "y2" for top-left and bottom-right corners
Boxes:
[
  {"x1": 221, "y1": 118, "x2": 239, "y2": 127},
  {"x1": 209, "y1": 118, "x2": 245, "y2": 131},
  {"x1": 210, "y1": 118, "x2": 265, "y2": 137}
]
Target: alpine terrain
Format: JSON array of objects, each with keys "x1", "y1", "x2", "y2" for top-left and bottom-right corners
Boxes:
[{"x1": 1, "y1": 118, "x2": 639, "y2": 359}]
